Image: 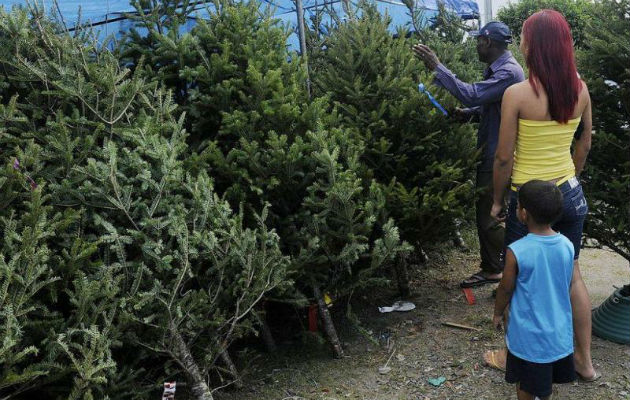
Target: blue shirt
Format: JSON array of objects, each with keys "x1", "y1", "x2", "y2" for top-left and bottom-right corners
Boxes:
[
  {"x1": 433, "y1": 52, "x2": 525, "y2": 172},
  {"x1": 506, "y1": 233, "x2": 575, "y2": 363}
]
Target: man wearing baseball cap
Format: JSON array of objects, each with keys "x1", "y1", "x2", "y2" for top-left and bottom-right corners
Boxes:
[{"x1": 413, "y1": 22, "x2": 524, "y2": 288}]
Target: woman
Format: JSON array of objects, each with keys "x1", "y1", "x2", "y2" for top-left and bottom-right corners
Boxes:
[{"x1": 486, "y1": 9, "x2": 598, "y2": 382}]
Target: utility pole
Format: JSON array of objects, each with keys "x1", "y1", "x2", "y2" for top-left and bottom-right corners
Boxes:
[
  {"x1": 295, "y1": 0, "x2": 312, "y2": 99},
  {"x1": 483, "y1": 0, "x2": 493, "y2": 25}
]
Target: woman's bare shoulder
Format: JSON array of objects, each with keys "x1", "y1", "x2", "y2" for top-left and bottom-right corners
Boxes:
[{"x1": 506, "y1": 80, "x2": 535, "y2": 97}]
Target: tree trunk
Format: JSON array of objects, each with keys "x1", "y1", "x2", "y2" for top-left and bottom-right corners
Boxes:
[
  {"x1": 170, "y1": 323, "x2": 214, "y2": 400},
  {"x1": 313, "y1": 286, "x2": 344, "y2": 359},
  {"x1": 219, "y1": 349, "x2": 242, "y2": 389},
  {"x1": 393, "y1": 254, "x2": 410, "y2": 298},
  {"x1": 418, "y1": 245, "x2": 429, "y2": 264},
  {"x1": 255, "y1": 310, "x2": 277, "y2": 352}
]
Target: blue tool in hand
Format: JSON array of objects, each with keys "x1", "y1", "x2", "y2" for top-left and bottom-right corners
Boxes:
[{"x1": 418, "y1": 83, "x2": 448, "y2": 116}]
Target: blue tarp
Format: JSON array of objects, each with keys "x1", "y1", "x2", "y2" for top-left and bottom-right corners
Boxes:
[{"x1": 0, "y1": 0, "x2": 478, "y2": 49}]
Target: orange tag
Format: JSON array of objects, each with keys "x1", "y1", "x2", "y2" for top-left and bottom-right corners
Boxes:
[{"x1": 462, "y1": 288, "x2": 476, "y2": 305}]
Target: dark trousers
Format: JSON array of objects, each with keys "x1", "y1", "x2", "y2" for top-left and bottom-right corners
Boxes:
[{"x1": 475, "y1": 171, "x2": 504, "y2": 274}]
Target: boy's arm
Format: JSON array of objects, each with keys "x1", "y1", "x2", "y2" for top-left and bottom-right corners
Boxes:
[{"x1": 493, "y1": 249, "x2": 518, "y2": 329}]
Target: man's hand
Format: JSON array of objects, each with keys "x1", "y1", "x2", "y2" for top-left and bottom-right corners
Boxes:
[
  {"x1": 412, "y1": 43, "x2": 440, "y2": 71},
  {"x1": 492, "y1": 314, "x2": 503, "y2": 331},
  {"x1": 490, "y1": 201, "x2": 506, "y2": 222},
  {"x1": 452, "y1": 107, "x2": 472, "y2": 122}
]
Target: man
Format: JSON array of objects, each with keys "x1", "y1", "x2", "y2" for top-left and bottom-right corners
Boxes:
[{"x1": 413, "y1": 22, "x2": 524, "y2": 288}]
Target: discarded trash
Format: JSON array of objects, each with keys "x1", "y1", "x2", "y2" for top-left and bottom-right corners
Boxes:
[
  {"x1": 162, "y1": 382, "x2": 176, "y2": 400},
  {"x1": 428, "y1": 377, "x2": 446, "y2": 387},
  {"x1": 441, "y1": 322, "x2": 481, "y2": 332},
  {"x1": 462, "y1": 287, "x2": 476, "y2": 305},
  {"x1": 378, "y1": 347, "x2": 397, "y2": 375},
  {"x1": 378, "y1": 366, "x2": 392, "y2": 374},
  {"x1": 378, "y1": 301, "x2": 416, "y2": 313}
]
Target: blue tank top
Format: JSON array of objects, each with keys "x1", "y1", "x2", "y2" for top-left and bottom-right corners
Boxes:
[{"x1": 506, "y1": 233, "x2": 575, "y2": 363}]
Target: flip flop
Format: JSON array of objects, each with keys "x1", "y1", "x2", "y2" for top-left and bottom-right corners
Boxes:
[
  {"x1": 577, "y1": 370, "x2": 601, "y2": 382},
  {"x1": 484, "y1": 349, "x2": 506, "y2": 372},
  {"x1": 460, "y1": 274, "x2": 501, "y2": 288}
]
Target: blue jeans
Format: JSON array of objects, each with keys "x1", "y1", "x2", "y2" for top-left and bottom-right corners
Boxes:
[{"x1": 505, "y1": 177, "x2": 588, "y2": 259}]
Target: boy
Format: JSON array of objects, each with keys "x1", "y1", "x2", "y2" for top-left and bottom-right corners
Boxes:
[{"x1": 493, "y1": 180, "x2": 577, "y2": 400}]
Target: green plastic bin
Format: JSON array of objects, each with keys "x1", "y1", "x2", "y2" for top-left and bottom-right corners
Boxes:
[{"x1": 592, "y1": 288, "x2": 630, "y2": 345}]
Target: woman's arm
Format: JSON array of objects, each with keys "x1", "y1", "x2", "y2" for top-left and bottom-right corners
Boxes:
[
  {"x1": 491, "y1": 85, "x2": 520, "y2": 220},
  {"x1": 573, "y1": 87, "x2": 592, "y2": 176}
]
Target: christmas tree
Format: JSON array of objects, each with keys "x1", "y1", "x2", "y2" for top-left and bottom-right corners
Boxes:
[
  {"x1": 578, "y1": 0, "x2": 630, "y2": 266},
  {"x1": 308, "y1": 2, "x2": 480, "y2": 247}
]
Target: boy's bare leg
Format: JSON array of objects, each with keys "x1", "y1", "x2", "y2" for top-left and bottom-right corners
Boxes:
[
  {"x1": 516, "y1": 384, "x2": 550, "y2": 400},
  {"x1": 571, "y1": 260, "x2": 596, "y2": 379},
  {"x1": 516, "y1": 383, "x2": 534, "y2": 400}
]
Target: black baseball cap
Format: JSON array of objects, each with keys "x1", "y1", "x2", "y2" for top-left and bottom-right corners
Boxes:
[{"x1": 470, "y1": 21, "x2": 513, "y2": 43}]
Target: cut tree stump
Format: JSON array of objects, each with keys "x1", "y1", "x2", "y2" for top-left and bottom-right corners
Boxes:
[
  {"x1": 313, "y1": 286, "x2": 344, "y2": 359},
  {"x1": 393, "y1": 253, "x2": 410, "y2": 298}
]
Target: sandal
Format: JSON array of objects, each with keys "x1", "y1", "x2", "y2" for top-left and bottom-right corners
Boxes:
[
  {"x1": 483, "y1": 349, "x2": 506, "y2": 372},
  {"x1": 460, "y1": 273, "x2": 501, "y2": 288},
  {"x1": 577, "y1": 370, "x2": 601, "y2": 382}
]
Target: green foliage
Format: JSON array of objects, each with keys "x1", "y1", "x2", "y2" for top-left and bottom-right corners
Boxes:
[
  {"x1": 120, "y1": 0, "x2": 408, "y2": 303},
  {"x1": 0, "y1": 5, "x2": 290, "y2": 398},
  {"x1": 7, "y1": 0, "x2": 624, "y2": 397},
  {"x1": 578, "y1": 0, "x2": 630, "y2": 263},
  {"x1": 308, "y1": 3, "x2": 479, "y2": 245},
  {"x1": 1, "y1": 1, "x2": 409, "y2": 397},
  {"x1": 497, "y1": 0, "x2": 594, "y2": 47}
]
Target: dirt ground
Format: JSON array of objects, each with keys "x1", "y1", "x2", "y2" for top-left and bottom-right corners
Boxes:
[{"x1": 218, "y1": 234, "x2": 630, "y2": 400}]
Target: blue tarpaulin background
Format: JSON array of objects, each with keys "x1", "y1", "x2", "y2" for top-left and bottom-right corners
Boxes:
[{"x1": 0, "y1": 0, "x2": 478, "y2": 49}]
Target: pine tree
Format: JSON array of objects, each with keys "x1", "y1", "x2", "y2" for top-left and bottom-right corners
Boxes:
[
  {"x1": 308, "y1": 2, "x2": 480, "y2": 247},
  {"x1": 497, "y1": 0, "x2": 594, "y2": 47},
  {"x1": 74, "y1": 90, "x2": 289, "y2": 399},
  {"x1": 121, "y1": 0, "x2": 409, "y2": 358},
  {"x1": 1, "y1": 7, "x2": 290, "y2": 398},
  {"x1": 578, "y1": 0, "x2": 630, "y2": 266}
]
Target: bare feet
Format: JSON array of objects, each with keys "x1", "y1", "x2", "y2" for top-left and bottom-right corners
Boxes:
[{"x1": 483, "y1": 349, "x2": 507, "y2": 371}]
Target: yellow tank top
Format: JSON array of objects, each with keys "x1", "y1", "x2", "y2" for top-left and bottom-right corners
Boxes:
[{"x1": 511, "y1": 117, "x2": 581, "y2": 187}]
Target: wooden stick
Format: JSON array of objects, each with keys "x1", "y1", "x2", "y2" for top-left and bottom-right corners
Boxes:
[{"x1": 441, "y1": 322, "x2": 482, "y2": 332}]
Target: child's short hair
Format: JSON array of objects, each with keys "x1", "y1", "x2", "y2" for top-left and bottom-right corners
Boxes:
[{"x1": 518, "y1": 180, "x2": 564, "y2": 225}]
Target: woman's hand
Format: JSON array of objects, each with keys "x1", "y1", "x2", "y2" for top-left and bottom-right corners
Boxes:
[{"x1": 490, "y1": 201, "x2": 506, "y2": 222}]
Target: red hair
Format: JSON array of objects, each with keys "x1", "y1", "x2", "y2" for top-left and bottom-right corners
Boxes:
[{"x1": 522, "y1": 10, "x2": 582, "y2": 123}]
